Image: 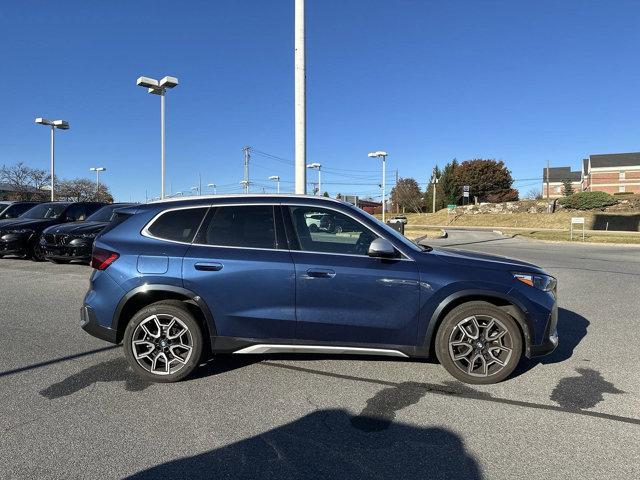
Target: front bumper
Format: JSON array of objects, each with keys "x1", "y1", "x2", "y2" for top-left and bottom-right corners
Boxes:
[
  {"x1": 40, "y1": 236, "x2": 92, "y2": 262},
  {"x1": 80, "y1": 305, "x2": 118, "y2": 343},
  {"x1": 529, "y1": 296, "x2": 558, "y2": 357},
  {"x1": 0, "y1": 234, "x2": 29, "y2": 255}
]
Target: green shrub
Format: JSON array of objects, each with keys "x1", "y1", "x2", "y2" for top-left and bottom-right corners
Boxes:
[{"x1": 558, "y1": 191, "x2": 618, "y2": 210}]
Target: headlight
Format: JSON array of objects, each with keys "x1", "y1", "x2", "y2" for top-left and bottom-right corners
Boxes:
[{"x1": 512, "y1": 272, "x2": 556, "y2": 292}]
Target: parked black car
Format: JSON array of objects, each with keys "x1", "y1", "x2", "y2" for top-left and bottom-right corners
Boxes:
[
  {"x1": 40, "y1": 203, "x2": 135, "y2": 264},
  {"x1": 0, "y1": 201, "x2": 39, "y2": 220},
  {"x1": 0, "y1": 201, "x2": 105, "y2": 260}
]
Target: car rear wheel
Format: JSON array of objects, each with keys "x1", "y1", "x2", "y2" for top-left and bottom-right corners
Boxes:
[
  {"x1": 123, "y1": 300, "x2": 204, "y2": 383},
  {"x1": 435, "y1": 302, "x2": 522, "y2": 384}
]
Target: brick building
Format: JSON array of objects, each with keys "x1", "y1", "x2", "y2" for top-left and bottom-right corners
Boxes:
[
  {"x1": 582, "y1": 152, "x2": 640, "y2": 194},
  {"x1": 542, "y1": 167, "x2": 581, "y2": 198}
]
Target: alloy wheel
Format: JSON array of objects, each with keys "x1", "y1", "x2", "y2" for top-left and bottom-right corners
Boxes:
[
  {"x1": 131, "y1": 314, "x2": 194, "y2": 376},
  {"x1": 448, "y1": 315, "x2": 513, "y2": 377}
]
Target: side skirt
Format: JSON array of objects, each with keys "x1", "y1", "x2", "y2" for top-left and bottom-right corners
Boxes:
[{"x1": 232, "y1": 344, "x2": 409, "y2": 358}]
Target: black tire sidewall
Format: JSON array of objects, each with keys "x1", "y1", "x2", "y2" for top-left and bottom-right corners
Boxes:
[
  {"x1": 435, "y1": 304, "x2": 523, "y2": 385},
  {"x1": 123, "y1": 301, "x2": 204, "y2": 383}
]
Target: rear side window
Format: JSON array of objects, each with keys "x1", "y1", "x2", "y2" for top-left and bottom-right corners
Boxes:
[
  {"x1": 197, "y1": 205, "x2": 276, "y2": 249},
  {"x1": 147, "y1": 208, "x2": 208, "y2": 243}
]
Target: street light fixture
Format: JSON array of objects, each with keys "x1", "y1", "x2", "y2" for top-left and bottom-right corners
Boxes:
[
  {"x1": 368, "y1": 151, "x2": 388, "y2": 222},
  {"x1": 89, "y1": 167, "x2": 106, "y2": 196},
  {"x1": 306, "y1": 163, "x2": 321, "y2": 195},
  {"x1": 136, "y1": 75, "x2": 179, "y2": 199},
  {"x1": 190, "y1": 186, "x2": 199, "y2": 196},
  {"x1": 207, "y1": 183, "x2": 217, "y2": 194},
  {"x1": 35, "y1": 117, "x2": 70, "y2": 201},
  {"x1": 268, "y1": 175, "x2": 281, "y2": 194}
]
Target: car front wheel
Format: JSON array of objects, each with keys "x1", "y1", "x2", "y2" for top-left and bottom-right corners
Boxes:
[
  {"x1": 435, "y1": 302, "x2": 522, "y2": 384},
  {"x1": 123, "y1": 300, "x2": 204, "y2": 382}
]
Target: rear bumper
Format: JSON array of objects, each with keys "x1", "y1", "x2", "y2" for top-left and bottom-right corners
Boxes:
[{"x1": 80, "y1": 305, "x2": 118, "y2": 343}]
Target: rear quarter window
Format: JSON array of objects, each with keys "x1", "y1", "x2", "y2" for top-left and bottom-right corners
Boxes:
[{"x1": 146, "y1": 207, "x2": 208, "y2": 243}]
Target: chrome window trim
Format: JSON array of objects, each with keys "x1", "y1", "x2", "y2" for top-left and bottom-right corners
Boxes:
[
  {"x1": 140, "y1": 201, "x2": 414, "y2": 260},
  {"x1": 284, "y1": 203, "x2": 413, "y2": 260},
  {"x1": 141, "y1": 205, "x2": 211, "y2": 244}
]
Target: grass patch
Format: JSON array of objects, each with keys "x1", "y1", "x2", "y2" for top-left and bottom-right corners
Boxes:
[
  {"x1": 404, "y1": 228, "x2": 444, "y2": 240},
  {"x1": 510, "y1": 230, "x2": 640, "y2": 244}
]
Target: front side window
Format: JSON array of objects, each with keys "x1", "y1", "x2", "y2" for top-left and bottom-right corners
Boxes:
[
  {"x1": 65, "y1": 204, "x2": 86, "y2": 221},
  {"x1": 287, "y1": 206, "x2": 377, "y2": 256},
  {"x1": 147, "y1": 207, "x2": 208, "y2": 243},
  {"x1": 198, "y1": 205, "x2": 277, "y2": 249}
]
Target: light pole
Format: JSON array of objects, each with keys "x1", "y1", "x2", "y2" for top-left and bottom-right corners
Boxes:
[
  {"x1": 294, "y1": 0, "x2": 306, "y2": 194},
  {"x1": 136, "y1": 75, "x2": 179, "y2": 200},
  {"x1": 190, "y1": 186, "x2": 199, "y2": 196},
  {"x1": 368, "y1": 151, "x2": 388, "y2": 222},
  {"x1": 35, "y1": 118, "x2": 69, "y2": 201},
  {"x1": 268, "y1": 175, "x2": 281, "y2": 193},
  {"x1": 306, "y1": 163, "x2": 321, "y2": 195},
  {"x1": 89, "y1": 167, "x2": 106, "y2": 196},
  {"x1": 207, "y1": 183, "x2": 217, "y2": 194},
  {"x1": 430, "y1": 175, "x2": 439, "y2": 213}
]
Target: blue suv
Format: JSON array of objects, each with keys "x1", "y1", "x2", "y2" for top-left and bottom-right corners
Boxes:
[{"x1": 81, "y1": 195, "x2": 558, "y2": 384}]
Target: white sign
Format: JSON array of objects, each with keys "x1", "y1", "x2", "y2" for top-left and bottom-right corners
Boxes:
[
  {"x1": 463, "y1": 192, "x2": 469, "y2": 198},
  {"x1": 570, "y1": 217, "x2": 585, "y2": 241}
]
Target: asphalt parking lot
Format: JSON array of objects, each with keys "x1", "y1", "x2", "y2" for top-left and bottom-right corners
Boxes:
[{"x1": 2, "y1": 230, "x2": 639, "y2": 479}]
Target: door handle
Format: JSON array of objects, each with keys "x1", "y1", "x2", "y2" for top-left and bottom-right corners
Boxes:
[
  {"x1": 306, "y1": 268, "x2": 336, "y2": 278},
  {"x1": 194, "y1": 262, "x2": 223, "y2": 271}
]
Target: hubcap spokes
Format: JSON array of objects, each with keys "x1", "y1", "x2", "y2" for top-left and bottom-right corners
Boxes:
[
  {"x1": 132, "y1": 314, "x2": 193, "y2": 375},
  {"x1": 448, "y1": 315, "x2": 513, "y2": 377}
]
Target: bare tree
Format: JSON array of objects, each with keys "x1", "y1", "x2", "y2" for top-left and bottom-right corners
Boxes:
[
  {"x1": 0, "y1": 162, "x2": 49, "y2": 200},
  {"x1": 57, "y1": 178, "x2": 113, "y2": 202}
]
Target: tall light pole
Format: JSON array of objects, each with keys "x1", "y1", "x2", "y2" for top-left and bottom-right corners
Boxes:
[
  {"x1": 368, "y1": 151, "x2": 388, "y2": 222},
  {"x1": 268, "y1": 175, "x2": 281, "y2": 193},
  {"x1": 294, "y1": 0, "x2": 306, "y2": 194},
  {"x1": 430, "y1": 174, "x2": 439, "y2": 213},
  {"x1": 35, "y1": 118, "x2": 69, "y2": 201},
  {"x1": 136, "y1": 75, "x2": 179, "y2": 199},
  {"x1": 306, "y1": 163, "x2": 321, "y2": 195},
  {"x1": 207, "y1": 183, "x2": 217, "y2": 194},
  {"x1": 89, "y1": 167, "x2": 106, "y2": 196}
]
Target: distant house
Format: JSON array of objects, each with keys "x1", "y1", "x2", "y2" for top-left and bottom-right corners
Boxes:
[
  {"x1": 542, "y1": 167, "x2": 581, "y2": 198},
  {"x1": 582, "y1": 152, "x2": 640, "y2": 194},
  {"x1": 356, "y1": 198, "x2": 382, "y2": 214},
  {"x1": 0, "y1": 182, "x2": 47, "y2": 201}
]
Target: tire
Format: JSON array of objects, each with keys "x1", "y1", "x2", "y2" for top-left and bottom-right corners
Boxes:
[
  {"x1": 435, "y1": 302, "x2": 523, "y2": 384},
  {"x1": 49, "y1": 258, "x2": 71, "y2": 264},
  {"x1": 29, "y1": 243, "x2": 46, "y2": 262},
  {"x1": 123, "y1": 300, "x2": 204, "y2": 383}
]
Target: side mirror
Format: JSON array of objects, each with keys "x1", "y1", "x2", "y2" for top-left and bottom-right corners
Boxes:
[{"x1": 368, "y1": 238, "x2": 397, "y2": 258}]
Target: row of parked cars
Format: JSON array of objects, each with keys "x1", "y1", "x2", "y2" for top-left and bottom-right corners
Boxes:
[{"x1": 0, "y1": 200, "x2": 134, "y2": 263}]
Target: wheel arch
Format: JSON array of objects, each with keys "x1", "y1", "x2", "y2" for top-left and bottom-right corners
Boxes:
[
  {"x1": 424, "y1": 290, "x2": 533, "y2": 358},
  {"x1": 113, "y1": 285, "x2": 217, "y2": 344}
]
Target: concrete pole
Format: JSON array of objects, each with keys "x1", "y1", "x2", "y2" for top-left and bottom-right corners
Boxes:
[
  {"x1": 50, "y1": 126, "x2": 55, "y2": 201},
  {"x1": 160, "y1": 91, "x2": 166, "y2": 199},
  {"x1": 382, "y1": 155, "x2": 386, "y2": 222},
  {"x1": 294, "y1": 0, "x2": 306, "y2": 194},
  {"x1": 432, "y1": 179, "x2": 437, "y2": 213}
]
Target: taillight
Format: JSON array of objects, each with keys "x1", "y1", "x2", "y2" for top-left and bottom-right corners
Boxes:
[{"x1": 91, "y1": 247, "x2": 119, "y2": 270}]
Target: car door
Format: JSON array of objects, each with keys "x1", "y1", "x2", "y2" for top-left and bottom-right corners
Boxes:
[
  {"x1": 284, "y1": 204, "x2": 420, "y2": 347},
  {"x1": 182, "y1": 204, "x2": 296, "y2": 341}
]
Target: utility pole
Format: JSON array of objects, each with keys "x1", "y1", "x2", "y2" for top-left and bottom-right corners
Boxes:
[
  {"x1": 198, "y1": 172, "x2": 202, "y2": 196},
  {"x1": 294, "y1": 0, "x2": 306, "y2": 194},
  {"x1": 243, "y1": 146, "x2": 251, "y2": 194},
  {"x1": 431, "y1": 175, "x2": 439, "y2": 213},
  {"x1": 395, "y1": 169, "x2": 399, "y2": 213},
  {"x1": 546, "y1": 159, "x2": 550, "y2": 210}
]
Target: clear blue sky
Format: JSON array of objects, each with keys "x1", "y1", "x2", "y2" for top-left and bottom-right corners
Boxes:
[{"x1": 2, "y1": 0, "x2": 640, "y2": 201}]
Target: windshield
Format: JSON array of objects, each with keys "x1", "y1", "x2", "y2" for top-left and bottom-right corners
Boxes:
[
  {"x1": 359, "y1": 209, "x2": 425, "y2": 252},
  {"x1": 86, "y1": 204, "x2": 122, "y2": 222},
  {"x1": 21, "y1": 203, "x2": 68, "y2": 219}
]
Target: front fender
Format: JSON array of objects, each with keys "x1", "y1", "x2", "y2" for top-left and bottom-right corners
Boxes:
[{"x1": 418, "y1": 283, "x2": 533, "y2": 357}]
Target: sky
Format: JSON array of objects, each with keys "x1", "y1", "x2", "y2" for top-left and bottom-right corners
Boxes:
[{"x1": 1, "y1": 0, "x2": 640, "y2": 202}]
